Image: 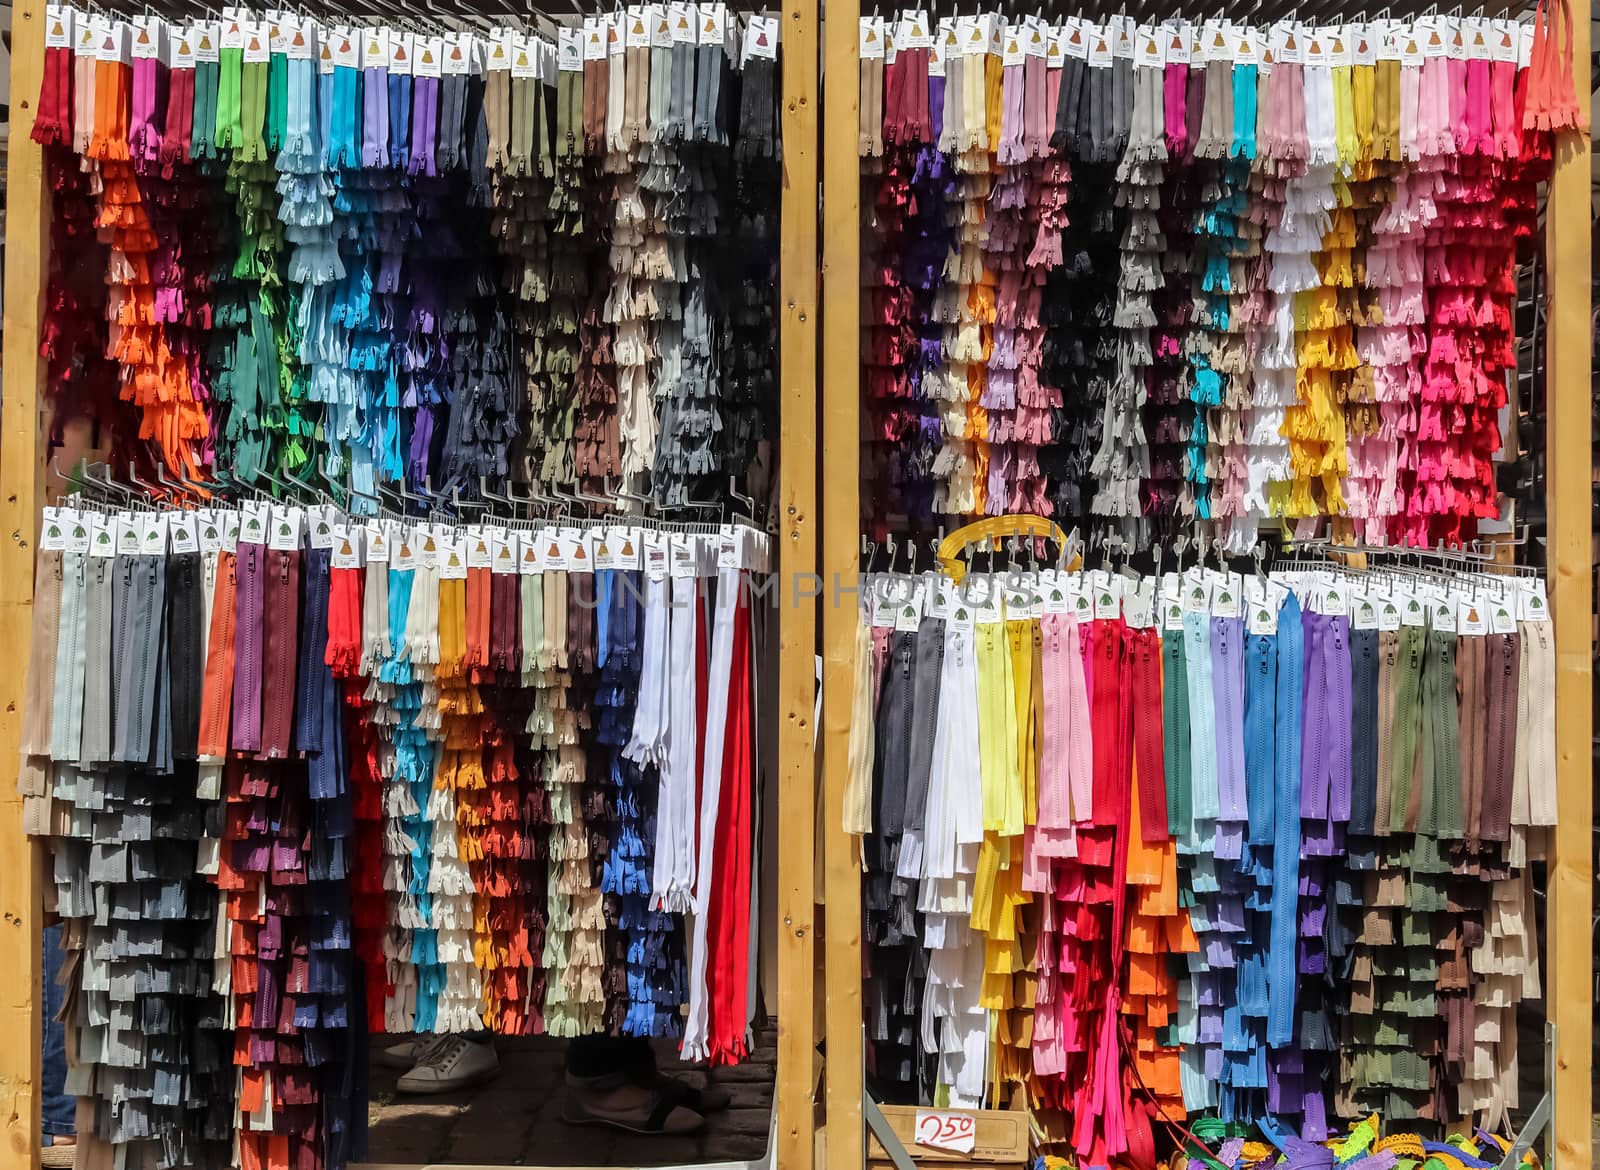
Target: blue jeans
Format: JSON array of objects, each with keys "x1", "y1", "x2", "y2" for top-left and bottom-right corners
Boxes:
[{"x1": 42, "y1": 924, "x2": 74, "y2": 1141}]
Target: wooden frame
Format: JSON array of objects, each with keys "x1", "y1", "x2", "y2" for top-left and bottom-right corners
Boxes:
[
  {"x1": 813, "y1": 19, "x2": 1594, "y2": 1170},
  {"x1": 0, "y1": 2, "x2": 822, "y2": 1167}
]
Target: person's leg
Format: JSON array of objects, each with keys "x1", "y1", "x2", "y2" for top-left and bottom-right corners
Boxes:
[
  {"x1": 565, "y1": 1034, "x2": 655, "y2": 1083},
  {"x1": 565, "y1": 1034, "x2": 731, "y2": 1114},
  {"x1": 40, "y1": 924, "x2": 75, "y2": 1146},
  {"x1": 393, "y1": 1030, "x2": 501, "y2": 1094},
  {"x1": 563, "y1": 1035, "x2": 703, "y2": 1135}
]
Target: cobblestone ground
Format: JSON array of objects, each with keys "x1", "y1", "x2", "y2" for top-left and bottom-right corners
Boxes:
[{"x1": 362, "y1": 1026, "x2": 776, "y2": 1167}]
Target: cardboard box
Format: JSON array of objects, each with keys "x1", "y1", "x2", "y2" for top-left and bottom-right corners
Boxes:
[{"x1": 867, "y1": 1105, "x2": 1030, "y2": 1167}]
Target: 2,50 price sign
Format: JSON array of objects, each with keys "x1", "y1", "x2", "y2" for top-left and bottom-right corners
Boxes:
[{"x1": 913, "y1": 1109, "x2": 976, "y2": 1154}]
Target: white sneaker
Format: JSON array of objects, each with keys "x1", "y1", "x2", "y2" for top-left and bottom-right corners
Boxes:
[
  {"x1": 375, "y1": 1039, "x2": 425, "y2": 1070},
  {"x1": 396, "y1": 1035, "x2": 501, "y2": 1094}
]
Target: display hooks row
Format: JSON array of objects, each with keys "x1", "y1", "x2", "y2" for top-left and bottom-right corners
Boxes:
[{"x1": 57, "y1": 456, "x2": 776, "y2": 536}]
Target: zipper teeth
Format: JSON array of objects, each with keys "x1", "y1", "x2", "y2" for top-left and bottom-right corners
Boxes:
[
  {"x1": 111, "y1": 560, "x2": 133, "y2": 743},
  {"x1": 1489, "y1": 634, "x2": 1514, "y2": 834},
  {"x1": 204, "y1": 565, "x2": 235, "y2": 755},
  {"x1": 273, "y1": 552, "x2": 297, "y2": 754},
  {"x1": 246, "y1": 550, "x2": 263, "y2": 749},
  {"x1": 126, "y1": 559, "x2": 155, "y2": 757}
]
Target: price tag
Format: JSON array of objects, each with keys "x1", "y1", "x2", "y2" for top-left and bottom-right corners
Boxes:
[
  {"x1": 140, "y1": 513, "x2": 169, "y2": 556},
  {"x1": 1212, "y1": 576, "x2": 1242, "y2": 619},
  {"x1": 304, "y1": 505, "x2": 333, "y2": 550},
  {"x1": 1135, "y1": 25, "x2": 1164, "y2": 66},
  {"x1": 1086, "y1": 22, "x2": 1113, "y2": 66},
  {"x1": 643, "y1": 530, "x2": 669, "y2": 580},
  {"x1": 1429, "y1": 596, "x2": 1457, "y2": 633},
  {"x1": 361, "y1": 25, "x2": 389, "y2": 68},
  {"x1": 698, "y1": 2, "x2": 725, "y2": 47},
  {"x1": 670, "y1": 2, "x2": 697, "y2": 44},
  {"x1": 1490, "y1": 597, "x2": 1517, "y2": 634},
  {"x1": 439, "y1": 534, "x2": 468, "y2": 580},
  {"x1": 195, "y1": 511, "x2": 222, "y2": 556},
  {"x1": 331, "y1": 523, "x2": 364, "y2": 569},
  {"x1": 1376, "y1": 596, "x2": 1401, "y2": 632},
  {"x1": 1247, "y1": 596, "x2": 1278, "y2": 636},
  {"x1": 170, "y1": 513, "x2": 200, "y2": 555},
  {"x1": 1397, "y1": 589, "x2": 1427, "y2": 628},
  {"x1": 1181, "y1": 576, "x2": 1211, "y2": 615},
  {"x1": 415, "y1": 34, "x2": 443, "y2": 76},
  {"x1": 1489, "y1": 18, "x2": 1518, "y2": 62},
  {"x1": 895, "y1": 581, "x2": 928, "y2": 632},
  {"x1": 59, "y1": 510, "x2": 88, "y2": 555},
  {"x1": 914, "y1": 1110, "x2": 976, "y2": 1155},
  {"x1": 743, "y1": 13, "x2": 777, "y2": 59},
  {"x1": 87, "y1": 512, "x2": 114, "y2": 559},
  {"x1": 1124, "y1": 578, "x2": 1156, "y2": 628},
  {"x1": 278, "y1": 17, "x2": 310, "y2": 61},
  {"x1": 238, "y1": 501, "x2": 267, "y2": 546},
  {"x1": 968, "y1": 576, "x2": 1003, "y2": 624},
  {"x1": 553, "y1": 26, "x2": 578, "y2": 70},
  {"x1": 1519, "y1": 578, "x2": 1549, "y2": 622},
  {"x1": 131, "y1": 15, "x2": 160, "y2": 60},
  {"x1": 365, "y1": 521, "x2": 390, "y2": 564},
  {"x1": 263, "y1": 506, "x2": 295, "y2": 551},
  {"x1": 626, "y1": 8, "x2": 651, "y2": 49},
  {"x1": 1163, "y1": 21, "x2": 1190, "y2": 64},
  {"x1": 860, "y1": 16, "x2": 884, "y2": 59},
  {"x1": 1001, "y1": 25, "x2": 1023, "y2": 65},
  {"x1": 563, "y1": 527, "x2": 593, "y2": 573},
  {"x1": 45, "y1": 6, "x2": 73, "y2": 50},
  {"x1": 608, "y1": 526, "x2": 643, "y2": 570},
  {"x1": 1041, "y1": 577, "x2": 1072, "y2": 615},
  {"x1": 441, "y1": 31, "x2": 470, "y2": 74},
  {"x1": 669, "y1": 534, "x2": 698, "y2": 579},
  {"x1": 329, "y1": 24, "x2": 358, "y2": 67},
  {"x1": 1062, "y1": 17, "x2": 1088, "y2": 59},
  {"x1": 1111, "y1": 14, "x2": 1135, "y2": 57},
  {"x1": 1457, "y1": 596, "x2": 1488, "y2": 635},
  {"x1": 243, "y1": 19, "x2": 270, "y2": 62},
  {"x1": 40, "y1": 507, "x2": 67, "y2": 552}
]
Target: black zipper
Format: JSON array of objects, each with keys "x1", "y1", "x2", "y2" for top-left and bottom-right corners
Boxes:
[{"x1": 124, "y1": 557, "x2": 158, "y2": 764}]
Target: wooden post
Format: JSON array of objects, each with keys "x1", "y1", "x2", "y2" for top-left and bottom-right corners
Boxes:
[
  {"x1": 777, "y1": 0, "x2": 820, "y2": 1164},
  {"x1": 1, "y1": 0, "x2": 50, "y2": 1167},
  {"x1": 820, "y1": 1, "x2": 864, "y2": 1167},
  {"x1": 1541, "y1": 10, "x2": 1592, "y2": 1165}
]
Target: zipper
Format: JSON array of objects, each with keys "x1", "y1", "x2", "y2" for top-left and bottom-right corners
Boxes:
[
  {"x1": 202, "y1": 556, "x2": 237, "y2": 757},
  {"x1": 170, "y1": 555, "x2": 198, "y2": 758},
  {"x1": 111, "y1": 557, "x2": 134, "y2": 731},
  {"x1": 1303, "y1": 620, "x2": 1327, "y2": 819},
  {"x1": 124, "y1": 558, "x2": 158, "y2": 763},
  {"x1": 262, "y1": 549, "x2": 298, "y2": 758},
  {"x1": 235, "y1": 543, "x2": 264, "y2": 754},
  {"x1": 1486, "y1": 632, "x2": 1516, "y2": 840},
  {"x1": 1437, "y1": 632, "x2": 1460, "y2": 835}
]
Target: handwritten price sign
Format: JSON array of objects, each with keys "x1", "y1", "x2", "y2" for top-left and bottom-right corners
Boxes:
[{"x1": 913, "y1": 1109, "x2": 977, "y2": 1154}]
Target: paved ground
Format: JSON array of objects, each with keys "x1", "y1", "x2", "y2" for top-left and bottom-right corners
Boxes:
[{"x1": 361, "y1": 1027, "x2": 776, "y2": 1167}]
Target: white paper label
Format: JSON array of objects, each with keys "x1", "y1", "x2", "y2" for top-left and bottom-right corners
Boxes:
[
  {"x1": 914, "y1": 1111, "x2": 976, "y2": 1156},
  {"x1": 331, "y1": 523, "x2": 364, "y2": 569}
]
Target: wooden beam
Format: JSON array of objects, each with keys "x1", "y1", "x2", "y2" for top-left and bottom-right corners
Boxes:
[
  {"x1": 776, "y1": 0, "x2": 820, "y2": 1164},
  {"x1": 820, "y1": 0, "x2": 864, "y2": 1165},
  {"x1": 1, "y1": 0, "x2": 51, "y2": 1167},
  {"x1": 1541, "y1": 9, "x2": 1592, "y2": 1165}
]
